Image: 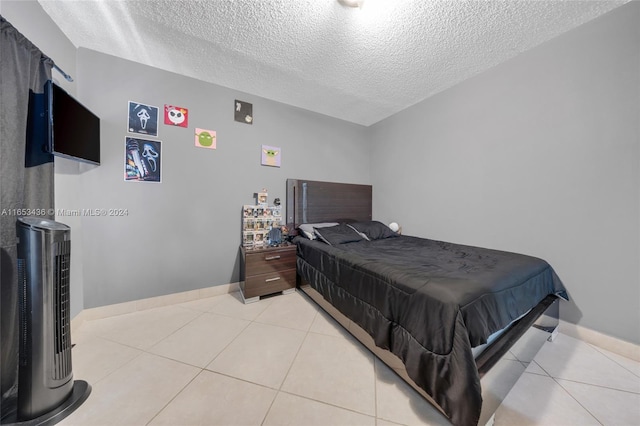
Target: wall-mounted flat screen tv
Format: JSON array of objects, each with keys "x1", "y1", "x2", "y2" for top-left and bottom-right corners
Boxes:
[{"x1": 46, "y1": 80, "x2": 100, "y2": 165}]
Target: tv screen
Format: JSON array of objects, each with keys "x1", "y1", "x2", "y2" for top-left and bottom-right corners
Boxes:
[{"x1": 46, "y1": 81, "x2": 100, "y2": 165}]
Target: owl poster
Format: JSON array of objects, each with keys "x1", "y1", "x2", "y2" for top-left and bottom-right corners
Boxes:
[
  {"x1": 164, "y1": 104, "x2": 188, "y2": 128},
  {"x1": 195, "y1": 128, "x2": 216, "y2": 149}
]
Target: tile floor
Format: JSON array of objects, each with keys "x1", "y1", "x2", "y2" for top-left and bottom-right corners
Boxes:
[{"x1": 61, "y1": 290, "x2": 640, "y2": 426}]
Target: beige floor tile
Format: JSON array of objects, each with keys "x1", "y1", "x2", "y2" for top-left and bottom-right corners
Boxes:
[
  {"x1": 374, "y1": 359, "x2": 450, "y2": 426},
  {"x1": 149, "y1": 312, "x2": 250, "y2": 367},
  {"x1": 149, "y1": 370, "x2": 277, "y2": 426},
  {"x1": 308, "y1": 307, "x2": 351, "y2": 339},
  {"x1": 534, "y1": 333, "x2": 640, "y2": 393},
  {"x1": 254, "y1": 291, "x2": 318, "y2": 331},
  {"x1": 59, "y1": 352, "x2": 199, "y2": 426},
  {"x1": 62, "y1": 295, "x2": 640, "y2": 426},
  {"x1": 501, "y1": 350, "x2": 518, "y2": 361},
  {"x1": 282, "y1": 332, "x2": 376, "y2": 416},
  {"x1": 590, "y1": 344, "x2": 640, "y2": 378},
  {"x1": 208, "y1": 291, "x2": 274, "y2": 321},
  {"x1": 508, "y1": 326, "x2": 551, "y2": 363},
  {"x1": 70, "y1": 334, "x2": 142, "y2": 384},
  {"x1": 264, "y1": 392, "x2": 375, "y2": 426},
  {"x1": 557, "y1": 379, "x2": 640, "y2": 425},
  {"x1": 376, "y1": 419, "x2": 406, "y2": 426},
  {"x1": 206, "y1": 322, "x2": 306, "y2": 388},
  {"x1": 524, "y1": 360, "x2": 548, "y2": 376},
  {"x1": 78, "y1": 305, "x2": 201, "y2": 350},
  {"x1": 495, "y1": 373, "x2": 601, "y2": 426}
]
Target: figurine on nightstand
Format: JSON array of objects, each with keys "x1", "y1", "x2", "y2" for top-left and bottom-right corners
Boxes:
[
  {"x1": 257, "y1": 189, "x2": 268, "y2": 206},
  {"x1": 267, "y1": 227, "x2": 282, "y2": 246}
]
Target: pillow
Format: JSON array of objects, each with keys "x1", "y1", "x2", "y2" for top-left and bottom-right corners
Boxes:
[
  {"x1": 345, "y1": 224, "x2": 370, "y2": 241},
  {"x1": 313, "y1": 223, "x2": 365, "y2": 245},
  {"x1": 298, "y1": 222, "x2": 339, "y2": 240},
  {"x1": 349, "y1": 221, "x2": 399, "y2": 240}
]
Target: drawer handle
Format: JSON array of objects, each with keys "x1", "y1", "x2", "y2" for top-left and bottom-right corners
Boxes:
[
  {"x1": 265, "y1": 277, "x2": 281, "y2": 282},
  {"x1": 265, "y1": 255, "x2": 281, "y2": 261}
]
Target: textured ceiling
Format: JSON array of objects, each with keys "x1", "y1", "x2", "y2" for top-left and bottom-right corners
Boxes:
[{"x1": 39, "y1": 0, "x2": 629, "y2": 126}]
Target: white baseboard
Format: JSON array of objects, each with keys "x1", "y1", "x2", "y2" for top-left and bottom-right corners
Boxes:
[
  {"x1": 71, "y1": 282, "x2": 240, "y2": 333},
  {"x1": 559, "y1": 320, "x2": 640, "y2": 362}
]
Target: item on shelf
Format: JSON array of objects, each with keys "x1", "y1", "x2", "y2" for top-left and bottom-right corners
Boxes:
[
  {"x1": 241, "y1": 204, "x2": 283, "y2": 248},
  {"x1": 267, "y1": 227, "x2": 282, "y2": 245},
  {"x1": 257, "y1": 189, "x2": 268, "y2": 206}
]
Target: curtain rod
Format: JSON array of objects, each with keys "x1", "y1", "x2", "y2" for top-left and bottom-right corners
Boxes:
[
  {"x1": 52, "y1": 64, "x2": 74, "y2": 82},
  {"x1": 1, "y1": 14, "x2": 75, "y2": 83}
]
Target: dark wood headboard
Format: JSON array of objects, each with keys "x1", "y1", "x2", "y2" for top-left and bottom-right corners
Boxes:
[{"x1": 286, "y1": 179, "x2": 372, "y2": 230}]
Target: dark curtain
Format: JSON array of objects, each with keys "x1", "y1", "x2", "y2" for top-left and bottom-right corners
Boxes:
[{"x1": 0, "y1": 16, "x2": 54, "y2": 421}]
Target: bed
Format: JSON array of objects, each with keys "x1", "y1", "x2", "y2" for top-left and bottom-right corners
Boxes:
[{"x1": 286, "y1": 178, "x2": 567, "y2": 426}]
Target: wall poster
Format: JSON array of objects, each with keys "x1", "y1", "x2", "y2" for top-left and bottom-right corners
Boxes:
[
  {"x1": 164, "y1": 104, "x2": 189, "y2": 128},
  {"x1": 261, "y1": 145, "x2": 281, "y2": 167},
  {"x1": 125, "y1": 137, "x2": 162, "y2": 182},
  {"x1": 234, "y1": 99, "x2": 253, "y2": 124},
  {"x1": 195, "y1": 128, "x2": 216, "y2": 149},
  {"x1": 128, "y1": 101, "x2": 159, "y2": 136}
]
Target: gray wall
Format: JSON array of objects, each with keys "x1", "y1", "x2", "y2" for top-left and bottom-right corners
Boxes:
[
  {"x1": 370, "y1": 2, "x2": 640, "y2": 344},
  {"x1": 75, "y1": 49, "x2": 370, "y2": 308},
  {"x1": 1, "y1": 0, "x2": 85, "y2": 318}
]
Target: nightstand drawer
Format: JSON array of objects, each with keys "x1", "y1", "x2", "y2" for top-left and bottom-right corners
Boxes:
[
  {"x1": 245, "y1": 249, "x2": 296, "y2": 276},
  {"x1": 243, "y1": 269, "x2": 296, "y2": 299}
]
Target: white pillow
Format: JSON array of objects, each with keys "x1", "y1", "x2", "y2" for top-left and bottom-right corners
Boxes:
[{"x1": 298, "y1": 222, "x2": 339, "y2": 240}]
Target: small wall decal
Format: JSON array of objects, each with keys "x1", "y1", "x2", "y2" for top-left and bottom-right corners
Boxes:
[
  {"x1": 125, "y1": 137, "x2": 161, "y2": 182},
  {"x1": 164, "y1": 104, "x2": 188, "y2": 127},
  {"x1": 234, "y1": 100, "x2": 253, "y2": 124},
  {"x1": 195, "y1": 128, "x2": 217, "y2": 149},
  {"x1": 128, "y1": 101, "x2": 159, "y2": 136},
  {"x1": 261, "y1": 145, "x2": 281, "y2": 167}
]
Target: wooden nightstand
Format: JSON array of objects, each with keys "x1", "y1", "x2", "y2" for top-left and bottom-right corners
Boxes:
[{"x1": 240, "y1": 244, "x2": 296, "y2": 303}]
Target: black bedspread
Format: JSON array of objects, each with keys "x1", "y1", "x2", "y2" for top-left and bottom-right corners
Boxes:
[{"x1": 295, "y1": 235, "x2": 567, "y2": 426}]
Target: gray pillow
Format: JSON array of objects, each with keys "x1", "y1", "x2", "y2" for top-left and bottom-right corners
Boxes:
[
  {"x1": 298, "y1": 222, "x2": 339, "y2": 240},
  {"x1": 313, "y1": 224, "x2": 365, "y2": 245},
  {"x1": 349, "y1": 221, "x2": 399, "y2": 240}
]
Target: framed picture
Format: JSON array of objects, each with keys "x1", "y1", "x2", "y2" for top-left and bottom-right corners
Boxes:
[
  {"x1": 261, "y1": 145, "x2": 281, "y2": 167},
  {"x1": 234, "y1": 100, "x2": 253, "y2": 124},
  {"x1": 128, "y1": 101, "x2": 159, "y2": 136},
  {"x1": 164, "y1": 104, "x2": 188, "y2": 127},
  {"x1": 124, "y1": 137, "x2": 161, "y2": 182},
  {"x1": 195, "y1": 128, "x2": 216, "y2": 149}
]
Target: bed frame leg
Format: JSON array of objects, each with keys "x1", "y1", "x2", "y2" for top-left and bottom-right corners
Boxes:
[{"x1": 547, "y1": 328, "x2": 559, "y2": 342}]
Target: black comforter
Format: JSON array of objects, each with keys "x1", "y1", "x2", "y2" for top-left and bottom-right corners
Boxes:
[{"x1": 295, "y1": 235, "x2": 567, "y2": 426}]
